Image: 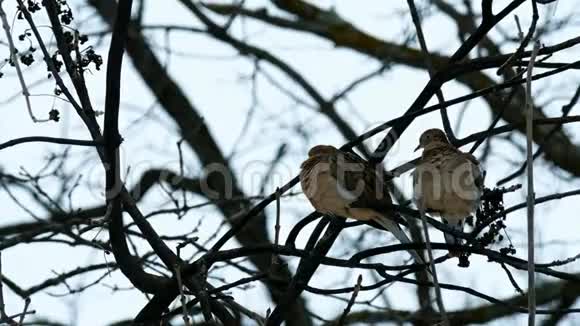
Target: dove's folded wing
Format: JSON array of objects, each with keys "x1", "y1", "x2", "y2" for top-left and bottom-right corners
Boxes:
[{"x1": 330, "y1": 151, "x2": 392, "y2": 212}]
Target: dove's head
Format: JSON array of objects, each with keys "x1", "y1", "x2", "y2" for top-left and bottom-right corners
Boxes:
[
  {"x1": 307, "y1": 145, "x2": 338, "y2": 157},
  {"x1": 415, "y1": 128, "x2": 449, "y2": 151}
]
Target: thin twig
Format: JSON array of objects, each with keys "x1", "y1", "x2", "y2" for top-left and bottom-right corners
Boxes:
[
  {"x1": 274, "y1": 187, "x2": 281, "y2": 247},
  {"x1": 418, "y1": 201, "x2": 449, "y2": 326},
  {"x1": 525, "y1": 28, "x2": 541, "y2": 326},
  {"x1": 495, "y1": 83, "x2": 580, "y2": 185},
  {"x1": 406, "y1": 0, "x2": 455, "y2": 142},
  {"x1": 0, "y1": 136, "x2": 100, "y2": 151},
  {"x1": 497, "y1": 7, "x2": 538, "y2": 75},
  {"x1": 175, "y1": 265, "x2": 192, "y2": 326},
  {"x1": 0, "y1": 252, "x2": 17, "y2": 325},
  {"x1": 15, "y1": 0, "x2": 85, "y2": 118},
  {"x1": 0, "y1": 251, "x2": 6, "y2": 320},
  {"x1": 271, "y1": 187, "x2": 282, "y2": 266},
  {"x1": 17, "y1": 297, "x2": 31, "y2": 325},
  {"x1": 176, "y1": 139, "x2": 188, "y2": 216},
  {"x1": 337, "y1": 274, "x2": 363, "y2": 326},
  {"x1": 500, "y1": 263, "x2": 524, "y2": 295},
  {"x1": 223, "y1": 0, "x2": 246, "y2": 30},
  {"x1": 0, "y1": 0, "x2": 48, "y2": 122}
]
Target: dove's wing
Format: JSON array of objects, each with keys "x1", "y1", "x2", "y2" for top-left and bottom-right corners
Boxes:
[
  {"x1": 464, "y1": 152, "x2": 485, "y2": 192},
  {"x1": 329, "y1": 150, "x2": 392, "y2": 210},
  {"x1": 330, "y1": 151, "x2": 428, "y2": 265},
  {"x1": 446, "y1": 151, "x2": 484, "y2": 206}
]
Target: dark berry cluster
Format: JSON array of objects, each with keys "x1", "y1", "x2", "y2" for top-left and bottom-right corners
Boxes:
[
  {"x1": 475, "y1": 187, "x2": 515, "y2": 256},
  {"x1": 20, "y1": 52, "x2": 34, "y2": 66},
  {"x1": 456, "y1": 186, "x2": 515, "y2": 267},
  {"x1": 499, "y1": 245, "x2": 516, "y2": 256},
  {"x1": 51, "y1": 53, "x2": 63, "y2": 73},
  {"x1": 16, "y1": 0, "x2": 40, "y2": 18},
  {"x1": 49, "y1": 108, "x2": 60, "y2": 122},
  {"x1": 10, "y1": 0, "x2": 103, "y2": 78},
  {"x1": 62, "y1": 31, "x2": 88, "y2": 46},
  {"x1": 26, "y1": 0, "x2": 41, "y2": 12},
  {"x1": 7, "y1": 49, "x2": 34, "y2": 67},
  {"x1": 18, "y1": 31, "x2": 31, "y2": 41},
  {"x1": 80, "y1": 48, "x2": 103, "y2": 71}
]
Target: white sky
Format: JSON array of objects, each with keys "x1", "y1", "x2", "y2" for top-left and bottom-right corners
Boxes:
[{"x1": 0, "y1": 0, "x2": 579, "y2": 325}]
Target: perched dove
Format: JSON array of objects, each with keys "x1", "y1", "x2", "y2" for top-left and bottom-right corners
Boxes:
[
  {"x1": 412, "y1": 129, "x2": 484, "y2": 257},
  {"x1": 300, "y1": 145, "x2": 425, "y2": 264}
]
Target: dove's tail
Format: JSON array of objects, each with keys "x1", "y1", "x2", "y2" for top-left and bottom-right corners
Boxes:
[
  {"x1": 374, "y1": 214, "x2": 426, "y2": 266},
  {"x1": 443, "y1": 218, "x2": 465, "y2": 257}
]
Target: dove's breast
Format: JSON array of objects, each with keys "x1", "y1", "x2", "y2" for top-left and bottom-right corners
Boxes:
[
  {"x1": 414, "y1": 155, "x2": 481, "y2": 220},
  {"x1": 300, "y1": 159, "x2": 353, "y2": 216}
]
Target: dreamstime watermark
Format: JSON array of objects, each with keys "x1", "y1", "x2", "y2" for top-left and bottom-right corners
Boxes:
[
  {"x1": 80, "y1": 125, "x2": 479, "y2": 206},
  {"x1": 301, "y1": 156, "x2": 390, "y2": 201},
  {"x1": 413, "y1": 164, "x2": 481, "y2": 203},
  {"x1": 83, "y1": 152, "x2": 201, "y2": 201},
  {"x1": 83, "y1": 153, "x2": 299, "y2": 202}
]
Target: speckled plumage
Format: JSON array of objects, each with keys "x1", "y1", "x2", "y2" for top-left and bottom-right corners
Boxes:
[
  {"x1": 413, "y1": 129, "x2": 484, "y2": 257},
  {"x1": 300, "y1": 145, "x2": 425, "y2": 264}
]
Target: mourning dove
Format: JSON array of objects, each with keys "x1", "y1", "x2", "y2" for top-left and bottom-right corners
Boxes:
[
  {"x1": 300, "y1": 145, "x2": 425, "y2": 264},
  {"x1": 412, "y1": 129, "x2": 484, "y2": 257}
]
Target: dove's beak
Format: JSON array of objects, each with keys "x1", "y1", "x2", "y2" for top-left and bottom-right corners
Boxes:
[{"x1": 414, "y1": 144, "x2": 421, "y2": 152}]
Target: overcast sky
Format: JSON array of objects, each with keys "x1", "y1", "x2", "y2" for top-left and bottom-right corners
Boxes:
[{"x1": 1, "y1": 0, "x2": 579, "y2": 325}]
